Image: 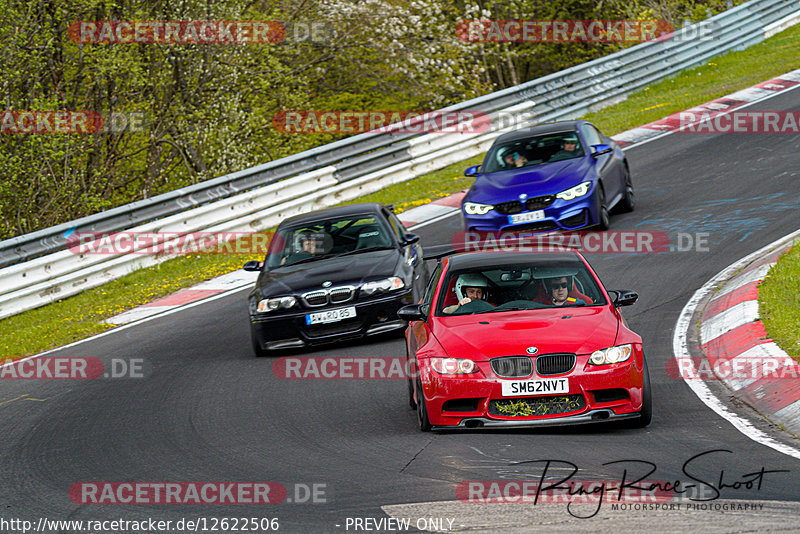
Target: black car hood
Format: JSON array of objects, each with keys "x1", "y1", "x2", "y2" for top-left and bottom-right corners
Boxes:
[{"x1": 256, "y1": 248, "x2": 401, "y2": 296}]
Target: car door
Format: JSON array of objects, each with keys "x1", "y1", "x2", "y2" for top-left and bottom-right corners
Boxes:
[
  {"x1": 407, "y1": 262, "x2": 442, "y2": 367},
  {"x1": 581, "y1": 123, "x2": 623, "y2": 203}
]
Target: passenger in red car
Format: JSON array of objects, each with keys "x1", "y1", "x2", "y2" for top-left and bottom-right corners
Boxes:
[{"x1": 545, "y1": 276, "x2": 590, "y2": 306}]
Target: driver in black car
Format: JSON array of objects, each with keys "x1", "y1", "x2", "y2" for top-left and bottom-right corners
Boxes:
[
  {"x1": 443, "y1": 273, "x2": 493, "y2": 313},
  {"x1": 281, "y1": 231, "x2": 321, "y2": 265}
]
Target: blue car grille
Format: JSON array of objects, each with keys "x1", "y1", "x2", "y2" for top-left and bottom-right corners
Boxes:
[
  {"x1": 506, "y1": 221, "x2": 558, "y2": 232},
  {"x1": 525, "y1": 195, "x2": 555, "y2": 210},
  {"x1": 494, "y1": 201, "x2": 524, "y2": 215},
  {"x1": 494, "y1": 196, "x2": 555, "y2": 215}
]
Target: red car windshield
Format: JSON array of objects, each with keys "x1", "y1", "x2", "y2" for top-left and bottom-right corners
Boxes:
[{"x1": 438, "y1": 261, "x2": 607, "y2": 316}]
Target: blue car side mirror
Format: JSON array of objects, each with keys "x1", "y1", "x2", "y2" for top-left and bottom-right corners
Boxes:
[
  {"x1": 464, "y1": 165, "x2": 481, "y2": 177},
  {"x1": 590, "y1": 144, "x2": 613, "y2": 157}
]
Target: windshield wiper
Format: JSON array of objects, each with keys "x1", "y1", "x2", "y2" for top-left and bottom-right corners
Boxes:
[
  {"x1": 487, "y1": 306, "x2": 529, "y2": 313},
  {"x1": 278, "y1": 252, "x2": 338, "y2": 267}
]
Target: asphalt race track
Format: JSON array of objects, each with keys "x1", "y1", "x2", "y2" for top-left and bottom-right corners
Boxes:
[{"x1": 2, "y1": 89, "x2": 800, "y2": 532}]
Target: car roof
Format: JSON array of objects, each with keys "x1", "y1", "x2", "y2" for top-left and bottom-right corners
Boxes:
[
  {"x1": 493, "y1": 120, "x2": 584, "y2": 144},
  {"x1": 445, "y1": 250, "x2": 584, "y2": 270},
  {"x1": 278, "y1": 203, "x2": 386, "y2": 228}
]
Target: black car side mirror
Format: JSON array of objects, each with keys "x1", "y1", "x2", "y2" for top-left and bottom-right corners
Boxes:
[
  {"x1": 590, "y1": 143, "x2": 613, "y2": 157},
  {"x1": 610, "y1": 289, "x2": 638, "y2": 307},
  {"x1": 243, "y1": 260, "x2": 263, "y2": 272},
  {"x1": 398, "y1": 304, "x2": 427, "y2": 322},
  {"x1": 402, "y1": 233, "x2": 420, "y2": 246}
]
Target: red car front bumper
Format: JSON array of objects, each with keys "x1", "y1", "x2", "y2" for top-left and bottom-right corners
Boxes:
[{"x1": 418, "y1": 352, "x2": 645, "y2": 429}]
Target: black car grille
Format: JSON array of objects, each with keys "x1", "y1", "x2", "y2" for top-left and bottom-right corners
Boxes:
[
  {"x1": 302, "y1": 290, "x2": 328, "y2": 307},
  {"x1": 304, "y1": 318, "x2": 363, "y2": 338},
  {"x1": 561, "y1": 211, "x2": 586, "y2": 228},
  {"x1": 490, "y1": 356, "x2": 533, "y2": 378},
  {"x1": 525, "y1": 195, "x2": 555, "y2": 210},
  {"x1": 494, "y1": 201, "x2": 524, "y2": 215},
  {"x1": 489, "y1": 394, "x2": 585, "y2": 417},
  {"x1": 507, "y1": 221, "x2": 558, "y2": 233},
  {"x1": 329, "y1": 287, "x2": 354, "y2": 303},
  {"x1": 301, "y1": 286, "x2": 355, "y2": 307},
  {"x1": 536, "y1": 353, "x2": 576, "y2": 375}
]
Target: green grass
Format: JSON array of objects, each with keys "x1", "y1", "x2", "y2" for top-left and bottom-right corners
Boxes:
[
  {"x1": 3, "y1": 24, "x2": 800, "y2": 361},
  {"x1": 583, "y1": 24, "x2": 800, "y2": 134},
  {"x1": 759, "y1": 243, "x2": 800, "y2": 362}
]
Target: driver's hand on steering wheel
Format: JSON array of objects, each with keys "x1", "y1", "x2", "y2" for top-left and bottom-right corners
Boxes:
[{"x1": 458, "y1": 297, "x2": 472, "y2": 306}]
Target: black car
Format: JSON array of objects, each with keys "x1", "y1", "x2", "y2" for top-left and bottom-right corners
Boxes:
[{"x1": 243, "y1": 203, "x2": 426, "y2": 355}]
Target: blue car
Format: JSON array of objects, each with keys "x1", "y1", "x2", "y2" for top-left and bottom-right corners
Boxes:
[{"x1": 461, "y1": 121, "x2": 634, "y2": 232}]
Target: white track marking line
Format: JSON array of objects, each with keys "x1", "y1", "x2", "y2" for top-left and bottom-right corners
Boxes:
[
  {"x1": 700, "y1": 301, "x2": 760, "y2": 343},
  {"x1": 673, "y1": 228, "x2": 800, "y2": 460}
]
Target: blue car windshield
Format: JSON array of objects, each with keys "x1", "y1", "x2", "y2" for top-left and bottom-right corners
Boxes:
[{"x1": 483, "y1": 131, "x2": 585, "y2": 173}]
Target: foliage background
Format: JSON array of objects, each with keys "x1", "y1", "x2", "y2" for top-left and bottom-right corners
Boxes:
[{"x1": 0, "y1": 0, "x2": 736, "y2": 239}]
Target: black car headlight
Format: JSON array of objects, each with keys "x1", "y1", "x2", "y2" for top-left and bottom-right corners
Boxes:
[
  {"x1": 360, "y1": 277, "x2": 404, "y2": 296},
  {"x1": 256, "y1": 296, "x2": 297, "y2": 313}
]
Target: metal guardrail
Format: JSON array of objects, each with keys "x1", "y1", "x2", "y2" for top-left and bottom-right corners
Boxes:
[{"x1": 0, "y1": 0, "x2": 797, "y2": 320}]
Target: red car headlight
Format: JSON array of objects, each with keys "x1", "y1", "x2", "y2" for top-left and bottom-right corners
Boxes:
[
  {"x1": 589, "y1": 344, "x2": 633, "y2": 365},
  {"x1": 430, "y1": 357, "x2": 478, "y2": 375}
]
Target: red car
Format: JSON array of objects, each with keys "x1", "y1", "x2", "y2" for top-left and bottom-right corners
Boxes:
[{"x1": 398, "y1": 250, "x2": 651, "y2": 431}]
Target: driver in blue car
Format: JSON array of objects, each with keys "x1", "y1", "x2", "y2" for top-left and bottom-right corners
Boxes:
[{"x1": 443, "y1": 273, "x2": 493, "y2": 313}]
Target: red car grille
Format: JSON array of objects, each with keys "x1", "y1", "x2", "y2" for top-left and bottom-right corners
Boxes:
[
  {"x1": 490, "y1": 356, "x2": 532, "y2": 378},
  {"x1": 536, "y1": 353, "x2": 576, "y2": 375},
  {"x1": 489, "y1": 394, "x2": 585, "y2": 417}
]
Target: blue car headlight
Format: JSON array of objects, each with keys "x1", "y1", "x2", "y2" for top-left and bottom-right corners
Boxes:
[
  {"x1": 464, "y1": 202, "x2": 494, "y2": 215},
  {"x1": 556, "y1": 181, "x2": 592, "y2": 201}
]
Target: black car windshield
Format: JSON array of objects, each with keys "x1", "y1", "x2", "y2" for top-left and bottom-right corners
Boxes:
[
  {"x1": 483, "y1": 131, "x2": 585, "y2": 173},
  {"x1": 437, "y1": 259, "x2": 606, "y2": 316},
  {"x1": 266, "y1": 214, "x2": 394, "y2": 268}
]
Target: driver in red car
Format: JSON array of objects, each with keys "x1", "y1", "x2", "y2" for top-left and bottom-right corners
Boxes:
[
  {"x1": 544, "y1": 276, "x2": 590, "y2": 307},
  {"x1": 443, "y1": 273, "x2": 494, "y2": 313}
]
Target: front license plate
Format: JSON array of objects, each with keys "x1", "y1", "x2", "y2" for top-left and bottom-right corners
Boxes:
[
  {"x1": 501, "y1": 378, "x2": 569, "y2": 397},
  {"x1": 306, "y1": 306, "x2": 357, "y2": 325},
  {"x1": 508, "y1": 210, "x2": 545, "y2": 225}
]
